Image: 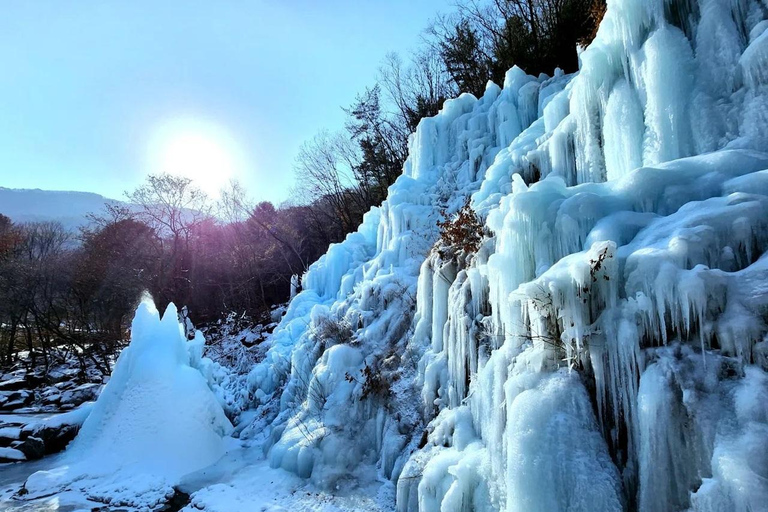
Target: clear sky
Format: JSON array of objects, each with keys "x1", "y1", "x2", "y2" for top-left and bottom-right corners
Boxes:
[{"x1": 0, "y1": 1, "x2": 447, "y2": 203}]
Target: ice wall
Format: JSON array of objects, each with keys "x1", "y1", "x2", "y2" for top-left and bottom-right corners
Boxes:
[
  {"x1": 243, "y1": 67, "x2": 565, "y2": 489},
  {"x1": 23, "y1": 300, "x2": 232, "y2": 509},
  {"x1": 248, "y1": 0, "x2": 768, "y2": 510}
]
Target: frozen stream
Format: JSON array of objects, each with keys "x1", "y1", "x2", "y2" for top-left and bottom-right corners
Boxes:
[{"x1": 0, "y1": 454, "x2": 80, "y2": 512}]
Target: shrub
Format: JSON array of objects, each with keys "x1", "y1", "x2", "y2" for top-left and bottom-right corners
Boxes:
[
  {"x1": 345, "y1": 363, "x2": 391, "y2": 401},
  {"x1": 313, "y1": 314, "x2": 355, "y2": 347},
  {"x1": 436, "y1": 199, "x2": 484, "y2": 262},
  {"x1": 578, "y1": 0, "x2": 608, "y2": 47}
]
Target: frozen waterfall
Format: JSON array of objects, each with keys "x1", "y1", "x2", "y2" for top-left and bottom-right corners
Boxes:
[{"x1": 245, "y1": 0, "x2": 768, "y2": 510}]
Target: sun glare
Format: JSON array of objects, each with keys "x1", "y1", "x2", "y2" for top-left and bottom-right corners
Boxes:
[{"x1": 148, "y1": 119, "x2": 244, "y2": 197}]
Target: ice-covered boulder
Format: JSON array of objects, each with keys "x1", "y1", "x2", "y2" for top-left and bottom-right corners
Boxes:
[
  {"x1": 23, "y1": 300, "x2": 232, "y2": 509},
  {"x1": 59, "y1": 382, "x2": 100, "y2": 408}
]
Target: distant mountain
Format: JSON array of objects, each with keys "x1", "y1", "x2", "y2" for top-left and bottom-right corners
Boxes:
[{"x1": 0, "y1": 187, "x2": 122, "y2": 231}]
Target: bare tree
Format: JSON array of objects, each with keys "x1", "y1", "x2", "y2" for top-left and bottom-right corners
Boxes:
[
  {"x1": 126, "y1": 174, "x2": 212, "y2": 242},
  {"x1": 378, "y1": 49, "x2": 454, "y2": 135},
  {"x1": 126, "y1": 174, "x2": 212, "y2": 307},
  {"x1": 218, "y1": 179, "x2": 251, "y2": 224},
  {"x1": 294, "y1": 131, "x2": 368, "y2": 235}
]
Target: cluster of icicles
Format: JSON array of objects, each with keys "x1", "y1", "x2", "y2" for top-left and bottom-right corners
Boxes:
[{"x1": 246, "y1": 0, "x2": 768, "y2": 511}]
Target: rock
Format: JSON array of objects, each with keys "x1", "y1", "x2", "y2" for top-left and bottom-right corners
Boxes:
[
  {"x1": 2, "y1": 401, "x2": 27, "y2": 411},
  {"x1": 24, "y1": 374, "x2": 45, "y2": 388},
  {"x1": 54, "y1": 381, "x2": 75, "y2": 391},
  {"x1": 28, "y1": 424, "x2": 80, "y2": 454},
  {"x1": 157, "y1": 488, "x2": 191, "y2": 512},
  {"x1": 47, "y1": 368, "x2": 79, "y2": 384},
  {"x1": 17, "y1": 436, "x2": 45, "y2": 460},
  {"x1": 0, "y1": 378, "x2": 27, "y2": 391},
  {"x1": 60, "y1": 383, "x2": 100, "y2": 406},
  {"x1": 0, "y1": 390, "x2": 33, "y2": 411},
  {"x1": 0, "y1": 446, "x2": 26, "y2": 463},
  {"x1": 0, "y1": 426, "x2": 21, "y2": 445},
  {"x1": 41, "y1": 388, "x2": 62, "y2": 405}
]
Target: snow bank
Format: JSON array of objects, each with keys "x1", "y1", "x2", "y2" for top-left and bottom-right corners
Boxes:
[{"x1": 23, "y1": 300, "x2": 232, "y2": 509}]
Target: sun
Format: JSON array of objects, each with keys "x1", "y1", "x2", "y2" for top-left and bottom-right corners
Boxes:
[{"x1": 148, "y1": 118, "x2": 244, "y2": 197}]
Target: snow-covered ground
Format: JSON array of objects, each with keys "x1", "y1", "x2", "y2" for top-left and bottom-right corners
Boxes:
[
  {"x1": 1, "y1": 444, "x2": 394, "y2": 512},
  {"x1": 179, "y1": 446, "x2": 393, "y2": 512},
  {"x1": 3, "y1": 0, "x2": 768, "y2": 510}
]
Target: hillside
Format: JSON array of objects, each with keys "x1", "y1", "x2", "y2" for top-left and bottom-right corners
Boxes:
[{"x1": 0, "y1": 187, "x2": 119, "y2": 229}]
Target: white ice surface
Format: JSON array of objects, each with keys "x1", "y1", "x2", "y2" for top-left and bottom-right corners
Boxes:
[{"x1": 19, "y1": 300, "x2": 232, "y2": 509}]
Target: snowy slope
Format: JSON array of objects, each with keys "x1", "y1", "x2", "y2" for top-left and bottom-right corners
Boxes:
[{"x1": 242, "y1": 1, "x2": 768, "y2": 511}]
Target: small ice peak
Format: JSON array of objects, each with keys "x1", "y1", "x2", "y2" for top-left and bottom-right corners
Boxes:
[
  {"x1": 511, "y1": 173, "x2": 528, "y2": 195},
  {"x1": 504, "y1": 66, "x2": 530, "y2": 90},
  {"x1": 138, "y1": 290, "x2": 157, "y2": 312},
  {"x1": 128, "y1": 301, "x2": 193, "y2": 374},
  {"x1": 483, "y1": 81, "x2": 503, "y2": 104}
]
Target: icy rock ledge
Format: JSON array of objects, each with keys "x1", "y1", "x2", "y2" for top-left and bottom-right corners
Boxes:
[{"x1": 21, "y1": 300, "x2": 232, "y2": 509}]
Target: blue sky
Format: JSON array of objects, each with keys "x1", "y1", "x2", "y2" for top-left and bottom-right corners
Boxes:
[{"x1": 0, "y1": 1, "x2": 447, "y2": 203}]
